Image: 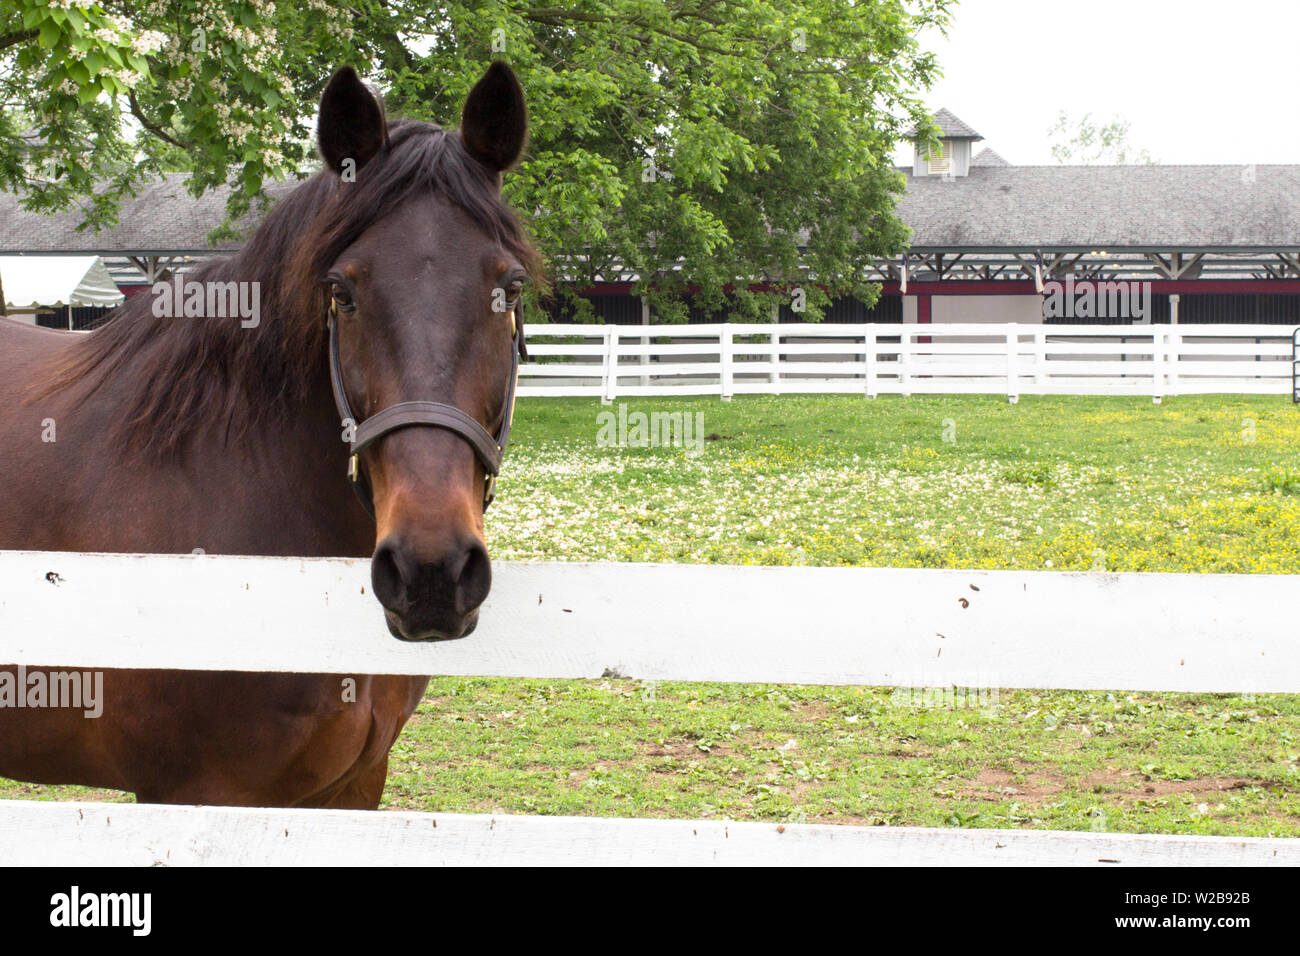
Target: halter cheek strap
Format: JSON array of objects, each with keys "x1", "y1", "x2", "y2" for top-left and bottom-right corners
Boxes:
[{"x1": 327, "y1": 299, "x2": 521, "y2": 518}]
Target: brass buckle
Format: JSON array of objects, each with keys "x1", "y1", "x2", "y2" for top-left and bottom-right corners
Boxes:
[{"x1": 348, "y1": 454, "x2": 359, "y2": 482}]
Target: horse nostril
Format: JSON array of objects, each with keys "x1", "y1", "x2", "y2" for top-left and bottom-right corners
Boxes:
[
  {"x1": 453, "y1": 539, "x2": 491, "y2": 615},
  {"x1": 371, "y1": 539, "x2": 410, "y2": 611}
]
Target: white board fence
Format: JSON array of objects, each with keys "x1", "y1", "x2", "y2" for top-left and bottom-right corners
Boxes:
[
  {"x1": 520, "y1": 322, "x2": 1298, "y2": 402},
  {"x1": 1, "y1": 551, "x2": 1297, "y2": 866}
]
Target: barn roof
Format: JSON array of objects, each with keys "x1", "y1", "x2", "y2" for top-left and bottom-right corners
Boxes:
[
  {"x1": 0, "y1": 174, "x2": 294, "y2": 256},
  {"x1": 895, "y1": 164, "x2": 1300, "y2": 250},
  {"x1": 971, "y1": 147, "x2": 1009, "y2": 167},
  {"x1": 906, "y1": 108, "x2": 983, "y2": 141},
  {"x1": 3, "y1": 162, "x2": 1300, "y2": 282}
]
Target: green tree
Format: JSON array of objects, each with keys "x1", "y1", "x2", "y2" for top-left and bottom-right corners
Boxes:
[{"x1": 0, "y1": 0, "x2": 953, "y2": 321}]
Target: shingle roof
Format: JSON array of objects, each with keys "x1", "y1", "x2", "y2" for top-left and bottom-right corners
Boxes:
[
  {"x1": 907, "y1": 108, "x2": 982, "y2": 141},
  {"x1": 0, "y1": 173, "x2": 297, "y2": 254},
  {"x1": 971, "y1": 147, "x2": 1009, "y2": 167},
  {"x1": 896, "y1": 164, "x2": 1300, "y2": 249},
  {"x1": 3, "y1": 164, "x2": 1300, "y2": 256}
]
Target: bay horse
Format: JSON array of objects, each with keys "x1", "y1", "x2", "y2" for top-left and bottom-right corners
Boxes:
[{"x1": 0, "y1": 62, "x2": 538, "y2": 808}]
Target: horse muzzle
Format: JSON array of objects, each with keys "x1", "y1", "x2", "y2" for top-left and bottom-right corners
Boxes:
[{"x1": 370, "y1": 535, "x2": 491, "y2": 641}]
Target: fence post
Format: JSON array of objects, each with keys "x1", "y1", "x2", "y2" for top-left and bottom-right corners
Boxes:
[
  {"x1": 1152, "y1": 327, "x2": 1164, "y2": 405},
  {"x1": 1167, "y1": 325, "x2": 1180, "y2": 398},
  {"x1": 640, "y1": 298, "x2": 651, "y2": 388},
  {"x1": 1294, "y1": 328, "x2": 1300, "y2": 403},
  {"x1": 1006, "y1": 323, "x2": 1019, "y2": 404},
  {"x1": 864, "y1": 325, "x2": 877, "y2": 399},
  {"x1": 1033, "y1": 328, "x2": 1045, "y2": 390},
  {"x1": 899, "y1": 327, "x2": 911, "y2": 396},
  {"x1": 770, "y1": 326, "x2": 780, "y2": 391},
  {"x1": 720, "y1": 326, "x2": 734, "y2": 401},
  {"x1": 602, "y1": 326, "x2": 618, "y2": 405}
]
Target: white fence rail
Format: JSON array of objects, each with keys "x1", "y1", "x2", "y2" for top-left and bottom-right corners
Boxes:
[
  {"x1": 2, "y1": 551, "x2": 1298, "y2": 866},
  {"x1": 520, "y1": 322, "x2": 1298, "y2": 402},
  {"x1": 5, "y1": 801, "x2": 1293, "y2": 867},
  {"x1": 2, "y1": 552, "x2": 1296, "y2": 692}
]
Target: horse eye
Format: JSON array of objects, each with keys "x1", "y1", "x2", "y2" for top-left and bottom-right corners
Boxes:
[{"x1": 331, "y1": 283, "x2": 355, "y2": 311}]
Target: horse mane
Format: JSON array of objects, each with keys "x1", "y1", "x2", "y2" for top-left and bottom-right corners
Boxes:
[{"x1": 29, "y1": 119, "x2": 542, "y2": 458}]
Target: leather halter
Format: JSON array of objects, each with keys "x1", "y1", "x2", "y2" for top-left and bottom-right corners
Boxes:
[{"x1": 327, "y1": 298, "x2": 521, "y2": 518}]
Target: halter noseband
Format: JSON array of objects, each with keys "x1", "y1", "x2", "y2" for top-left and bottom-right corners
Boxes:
[{"x1": 327, "y1": 298, "x2": 521, "y2": 518}]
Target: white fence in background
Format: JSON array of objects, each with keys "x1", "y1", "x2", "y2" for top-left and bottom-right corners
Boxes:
[
  {"x1": 1, "y1": 551, "x2": 1298, "y2": 866},
  {"x1": 520, "y1": 322, "x2": 1297, "y2": 402}
]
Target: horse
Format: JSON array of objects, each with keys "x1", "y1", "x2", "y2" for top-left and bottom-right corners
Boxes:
[{"x1": 0, "y1": 62, "x2": 539, "y2": 808}]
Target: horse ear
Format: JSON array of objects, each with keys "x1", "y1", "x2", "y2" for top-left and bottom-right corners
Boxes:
[
  {"x1": 317, "y1": 66, "x2": 388, "y2": 176},
  {"x1": 460, "y1": 61, "x2": 527, "y2": 174}
]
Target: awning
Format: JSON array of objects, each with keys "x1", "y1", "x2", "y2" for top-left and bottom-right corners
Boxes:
[{"x1": 0, "y1": 255, "x2": 125, "y2": 310}]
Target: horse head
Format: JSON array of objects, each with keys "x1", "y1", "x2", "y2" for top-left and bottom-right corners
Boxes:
[{"x1": 305, "y1": 63, "x2": 535, "y2": 642}]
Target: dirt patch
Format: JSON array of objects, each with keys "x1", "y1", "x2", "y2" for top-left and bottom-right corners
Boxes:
[
  {"x1": 954, "y1": 767, "x2": 1058, "y2": 802},
  {"x1": 1114, "y1": 775, "x2": 1255, "y2": 799},
  {"x1": 884, "y1": 745, "x2": 935, "y2": 758},
  {"x1": 643, "y1": 739, "x2": 737, "y2": 759},
  {"x1": 791, "y1": 700, "x2": 836, "y2": 720},
  {"x1": 953, "y1": 768, "x2": 1258, "y2": 806}
]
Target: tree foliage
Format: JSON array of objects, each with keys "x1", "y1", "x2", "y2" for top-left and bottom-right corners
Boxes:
[
  {"x1": 1048, "y1": 110, "x2": 1158, "y2": 167},
  {"x1": 1, "y1": 0, "x2": 953, "y2": 321}
]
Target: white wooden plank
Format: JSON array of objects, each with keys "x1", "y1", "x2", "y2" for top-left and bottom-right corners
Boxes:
[
  {"x1": 611, "y1": 362, "x2": 722, "y2": 377},
  {"x1": 0, "y1": 552, "x2": 1296, "y2": 692},
  {"x1": 518, "y1": 364, "x2": 605, "y2": 377},
  {"x1": 1, "y1": 800, "x2": 1293, "y2": 867}
]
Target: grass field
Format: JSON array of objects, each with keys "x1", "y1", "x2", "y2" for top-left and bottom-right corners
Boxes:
[{"x1": 6, "y1": 394, "x2": 1300, "y2": 836}]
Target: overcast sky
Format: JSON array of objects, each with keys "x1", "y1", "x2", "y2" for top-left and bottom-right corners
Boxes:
[{"x1": 892, "y1": 0, "x2": 1300, "y2": 166}]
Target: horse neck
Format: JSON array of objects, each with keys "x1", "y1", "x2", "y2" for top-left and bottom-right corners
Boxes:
[{"x1": 253, "y1": 355, "x2": 377, "y2": 556}]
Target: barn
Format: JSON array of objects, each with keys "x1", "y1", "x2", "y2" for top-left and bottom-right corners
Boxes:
[{"x1": 2, "y1": 110, "x2": 1299, "y2": 332}]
